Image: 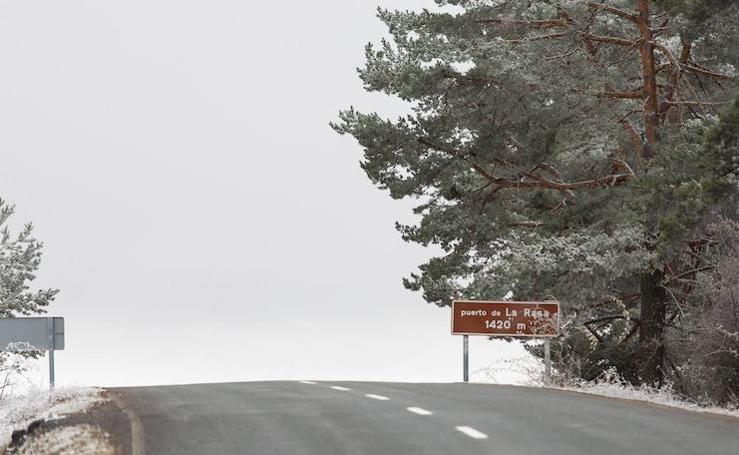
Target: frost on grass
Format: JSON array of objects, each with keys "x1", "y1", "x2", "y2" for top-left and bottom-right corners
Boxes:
[
  {"x1": 0, "y1": 387, "x2": 102, "y2": 448},
  {"x1": 559, "y1": 368, "x2": 739, "y2": 419},
  {"x1": 14, "y1": 424, "x2": 114, "y2": 455},
  {"x1": 473, "y1": 355, "x2": 544, "y2": 386},
  {"x1": 476, "y1": 351, "x2": 739, "y2": 418}
]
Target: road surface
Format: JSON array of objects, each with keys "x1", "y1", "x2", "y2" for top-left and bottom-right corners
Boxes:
[{"x1": 114, "y1": 381, "x2": 738, "y2": 455}]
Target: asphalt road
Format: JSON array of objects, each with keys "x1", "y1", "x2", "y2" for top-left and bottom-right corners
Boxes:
[{"x1": 114, "y1": 381, "x2": 739, "y2": 455}]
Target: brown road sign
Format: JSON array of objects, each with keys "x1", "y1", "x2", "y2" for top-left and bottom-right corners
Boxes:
[{"x1": 451, "y1": 300, "x2": 560, "y2": 337}]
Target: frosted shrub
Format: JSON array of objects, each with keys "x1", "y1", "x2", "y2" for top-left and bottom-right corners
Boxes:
[
  {"x1": 682, "y1": 219, "x2": 739, "y2": 406},
  {"x1": 0, "y1": 344, "x2": 36, "y2": 402}
]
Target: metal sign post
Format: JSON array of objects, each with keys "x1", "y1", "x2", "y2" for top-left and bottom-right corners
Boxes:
[
  {"x1": 451, "y1": 300, "x2": 559, "y2": 384},
  {"x1": 544, "y1": 338, "x2": 551, "y2": 386},
  {"x1": 0, "y1": 317, "x2": 65, "y2": 389},
  {"x1": 463, "y1": 335, "x2": 469, "y2": 382},
  {"x1": 47, "y1": 317, "x2": 55, "y2": 389},
  {"x1": 49, "y1": 349, "x2": 55, "y2": 389}
]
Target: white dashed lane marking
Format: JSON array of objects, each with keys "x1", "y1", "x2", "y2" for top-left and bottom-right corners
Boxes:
[
  {"x1": 406, "y1": 407, "x2": 433, "y2": 416},
  {"x1": 320, "y1": 386, "x2": 488, "y2": 443},
  {"x1": 299, "y1": 380, "x2": 317, "y2": 384},
  {"x1": 455, "y1": 426, "x2": 488, "y2": 440}
]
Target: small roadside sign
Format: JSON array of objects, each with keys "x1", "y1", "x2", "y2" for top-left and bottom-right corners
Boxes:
[
  {"x1": 450, "y1": 300, "x2": 560, "y2": 384},
  {"x1": 0, "y1": 317, "x2": 65, "y2": 388},
  {"x1": 0, "y1": 317, "x2": 65, "y2": 350},
  {"x1": 451, "y1": 300, "x2": 560, "y2": 337}
]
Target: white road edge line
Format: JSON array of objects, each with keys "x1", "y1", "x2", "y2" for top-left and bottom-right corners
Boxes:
[
  {"x1": 330, "y1": 386, "x2": 351, "y2": 391},
  {"x1": 365, "y1": 394, "x2": 390, "y2": 401},
  {"x1": 299, "y1": 380, "x2": 317, "y2": 384},
  {"x1": 110, "y1": 394, "x2": 146, "y2": 455},
  {"x1": 455, "y1": 426, "x2": 488, "y2": 440},
  {"x1": 406, "y1": 407, "x2": 433, "y2": 416}
]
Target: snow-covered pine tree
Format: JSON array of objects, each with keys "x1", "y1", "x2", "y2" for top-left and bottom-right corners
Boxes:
[
  {"x1": 0, "y1": 199, "x2": 58, "y2": 317},
  {"x1": 334, "y1": 0, "x2": 738, "y2": 385}
]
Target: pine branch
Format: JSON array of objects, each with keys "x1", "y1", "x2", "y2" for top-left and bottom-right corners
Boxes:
[
  {"x1": 587, "y1": 2, "x2": 639, "y2": 23},
  {"x1": 508, "y1": 221, "x2": 544, "y2": 229},
  {"x1": 681, "y1": 64, "x2": 735, "y2": 81},
  {"x1": 583, "y1": 33, "x2": 637, "y2": 47},
  {"x1": 600, "y1": 89, "x2": 643, "y2": 99},
  {"x1": 666, "y1": 265, "x2": 715, "y2": 283},
  {"x1": 652, "y1": 42, "x2": 681, "y2": 80},
  {"x1": 417, "y1": 138, "x2": 497, "y2": 182},
  {"x1": 665, "y1": 101, "x2": 726, "y2": 107},
  {"x1": 502, "y1": 32, "x2": 568, "y2": 44},
  {"x1": 586, "y1": 325, "x2": 605, "y2": 343},
  {"x1": 440, "y1": 70, "x2": 496, "y2": 83},
  {"x1": 679, "y1": 73, "x2": 709, "y2": 115},
  {"x1": 619, "y1": 118, "x2": 647, "y2": 159},
  {"x1": 620, "y1": 320, "x2": 641, "y2": 345},
  {"x1": 418, "y1": 138, "x2": 634, "y2": 193},
  {"x1": 493, "y1": 169, "x2": 633, "y2": 192},
  {"x1": 585, "y1": 315, "x2": 630, "y2": 326},
  {"x1": 478, "y1": 18, "x2": 569, "y2": 29},
  {"x1": 651, "y1": 41, "x2": 683, "y2": 122},
  {"x1": 680, "y1": 38, "x2": 692, "y2": 64}
]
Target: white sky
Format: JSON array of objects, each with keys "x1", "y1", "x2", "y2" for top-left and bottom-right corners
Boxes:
[{"x1": 0, "y1": 0, "x2": 525, "y2": 387}]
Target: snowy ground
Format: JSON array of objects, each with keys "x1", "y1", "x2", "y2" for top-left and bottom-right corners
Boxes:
[
  {"x1": 558, "y1": 375, "x2": 739, "y2": 419},
  {"x1": 474, "y1": 354, "x2": 739, "y2": 419},
  {"x1": 13, "y1": 424, "x2": 114, "y2": 455},
  {"x1": 0, "y1": 386, "x2": 103, "y2": 450}
]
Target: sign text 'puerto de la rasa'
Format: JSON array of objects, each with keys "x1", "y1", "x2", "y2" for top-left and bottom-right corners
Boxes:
[{"x1": 451, "y1": 300, "x2": 560, "y2": 337}]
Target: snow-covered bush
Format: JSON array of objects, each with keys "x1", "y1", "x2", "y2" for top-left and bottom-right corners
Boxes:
[
  {"x1": 0, "y1": 343, "x2": 38, "y2": 402},
  {"x1": 474, "y1": 354, "x2": 544, "y2": 385},
  {"x1": 676, "y1": 219, "x2": 739, "y2": 406}
]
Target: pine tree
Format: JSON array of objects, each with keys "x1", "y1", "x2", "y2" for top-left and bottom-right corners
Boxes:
[
  {"x1": 334, "y1": 0, "x2": 738, "y2": 385},
  {"x1": 0, "y1": 199, "x2": 58, "y2": 317}
]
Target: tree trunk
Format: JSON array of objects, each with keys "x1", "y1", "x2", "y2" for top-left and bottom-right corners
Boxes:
[
  {"x1": 634, "y1": 0, "x2": 667, "y2": 387},
  {"x1": 638, "y1": 268, "x2": 667, "y2": 386},
  {"x1": 636, "y1": 0, "x2": 658, "y2": 156}
]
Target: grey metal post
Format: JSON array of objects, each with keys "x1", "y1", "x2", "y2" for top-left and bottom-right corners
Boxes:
[
  {"x1": 48, "y1": 350, "x2": 55, "y2": 389},
  {"x1": 544, "y1": 338, "x2": 551, "y2": 386},
  {"x1": 463, "y1": 335, "x2": 469, "y2": 382},
  {"x1": 47, "y1": 318, "x2": 55, "y2": 389}
]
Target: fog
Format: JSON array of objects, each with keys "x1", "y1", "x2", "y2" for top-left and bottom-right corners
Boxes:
[{"x1": 0, "y1": 0, "x2": 525, "y2": 387}]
